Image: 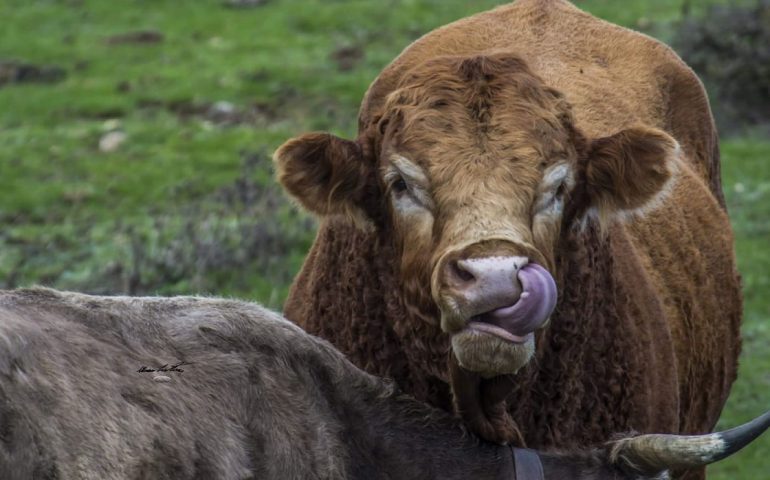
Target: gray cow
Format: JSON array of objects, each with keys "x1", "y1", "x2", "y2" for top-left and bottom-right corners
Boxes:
[{"x1": 0, "y1": 288, "x2": 767, "y2": 479}]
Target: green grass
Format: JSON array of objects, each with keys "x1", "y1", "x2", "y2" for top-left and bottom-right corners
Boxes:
[
  {"x1": 1, "y1": 1, "x2": 768, "y2": 477},
  {"x1": 710, "y1": 138, "x2": 770, "y2": 479}
]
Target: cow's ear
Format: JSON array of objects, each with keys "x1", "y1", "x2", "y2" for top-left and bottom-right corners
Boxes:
[
  {"x1": 274, "y1": 132, "x2": 376, "y2": 227},
  {"x1": 583, "y1": 126, "x2": 678, "y2": 225}
]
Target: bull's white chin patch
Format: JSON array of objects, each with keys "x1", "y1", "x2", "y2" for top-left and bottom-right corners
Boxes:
[
  {"x1": 467, "y1": 320, "x2": 531, "y2": 344},
  {"x1": 451, "y1": 327, "x2": 535, "y2": 379}
]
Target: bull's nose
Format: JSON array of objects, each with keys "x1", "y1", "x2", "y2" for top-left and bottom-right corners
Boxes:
[{"x1": 443, "y1": 256, "x2": 528, "y2": 312}]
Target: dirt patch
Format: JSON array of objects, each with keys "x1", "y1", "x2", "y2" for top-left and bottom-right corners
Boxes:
[
  {"x1": 105, "y1": 30, "x2": 164, "y2": 45},
  {"x1": 0, "y1": 60, "x2": 66, "y2": 87},
  {"x1": 330, "y1": 45, "x2": 364, "y2": 72},
  {"x1": 222, "y1": 0, "x2": 270, "y2": 9}
]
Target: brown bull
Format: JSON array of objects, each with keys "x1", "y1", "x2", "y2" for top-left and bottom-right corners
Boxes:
[{"x1": 274, "y1": 1, "x2": 742, "y2": 479}]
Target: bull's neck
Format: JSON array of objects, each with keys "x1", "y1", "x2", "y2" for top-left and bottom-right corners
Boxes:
[
  {"x1": 336, "y1": 380, "x2": 510, "y2": 479},
  {"x1": 336, "y1": 380, "x2": 625, "y2": 480}
]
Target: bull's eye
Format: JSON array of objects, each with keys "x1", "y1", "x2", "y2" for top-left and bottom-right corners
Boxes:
[
  {"x1": 555, "y1": 181, "x2": 566, "y2": 198},
  {"x1": 391, "y1": 176, "x2": 408, "y2": 195},
  {"x1": 385, "y1": 157, "x2": 434, "y2": 212}
]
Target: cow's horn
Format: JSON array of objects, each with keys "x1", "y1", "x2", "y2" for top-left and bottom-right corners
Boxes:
[{"x1": 610, "y1": 410, "x2": 770, "y2": 475}]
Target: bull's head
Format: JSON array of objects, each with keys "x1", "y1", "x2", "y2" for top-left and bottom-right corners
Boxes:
[{"x1": 275, "y1": 54, "x2": 677, "y2": 378}]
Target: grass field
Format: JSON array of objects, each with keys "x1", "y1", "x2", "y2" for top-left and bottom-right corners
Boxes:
[{"x1": 1, "y1": 1, "x2": 767, "y2": 477}]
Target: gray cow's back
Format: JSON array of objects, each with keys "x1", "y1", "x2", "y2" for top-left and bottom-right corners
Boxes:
[{"x1": 0, "y1": 288, "x2": 353, "y2": 480}]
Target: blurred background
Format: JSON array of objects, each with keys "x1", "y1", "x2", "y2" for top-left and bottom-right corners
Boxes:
[{"x1": 0, "y1": 0, "x2": 767, "y2": 477}]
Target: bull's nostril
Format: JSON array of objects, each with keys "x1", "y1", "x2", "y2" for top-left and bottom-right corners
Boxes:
[{"x1": 450, "y1": 260, "x2": 476, "y2": 284}]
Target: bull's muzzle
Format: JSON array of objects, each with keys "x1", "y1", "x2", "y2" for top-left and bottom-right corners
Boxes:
[{"x1": 438, "y1": 255, "x2": 558, "y2": 342}]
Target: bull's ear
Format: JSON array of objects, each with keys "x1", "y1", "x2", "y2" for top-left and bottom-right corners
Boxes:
[
  {"x1": 274, "y1": 132, "x2": 376, "y2": 227},
  {"x1": 584, "y1": 126, "x2": 678, "y2": 224}
]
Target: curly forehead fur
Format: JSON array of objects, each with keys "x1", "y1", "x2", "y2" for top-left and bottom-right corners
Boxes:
[{"x1": 379, "y1": 53, "x2": 580, "y2": 163}]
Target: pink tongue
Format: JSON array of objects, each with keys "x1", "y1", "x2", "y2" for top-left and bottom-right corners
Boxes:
[{"x1": 479, "y1": 263, "x2": 557, "y2": 337}]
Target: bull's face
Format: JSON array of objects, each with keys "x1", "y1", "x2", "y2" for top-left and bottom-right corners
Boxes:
[{"x1": 275, "y1": 54, "x2": 677, "y2": 378}]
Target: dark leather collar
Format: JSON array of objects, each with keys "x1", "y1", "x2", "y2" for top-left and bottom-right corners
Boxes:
[{"x1": 513, "y1": 447, "x2": 544, "y2": 480}]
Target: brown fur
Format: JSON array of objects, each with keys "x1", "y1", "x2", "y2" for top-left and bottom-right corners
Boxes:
[
  {"x1": 276, "y1": 2, "x2": 741, "y2": 479},
  {"x1": 275, "y1": 132, "x2": 381, "y2": 227},
  {"x1": 584, "y1": 127, "x2": 675, "y2": 215}
]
